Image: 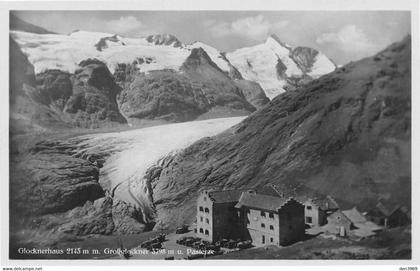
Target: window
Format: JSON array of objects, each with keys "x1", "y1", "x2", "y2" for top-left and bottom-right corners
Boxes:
[
  {"x1": 204, "y1": 208, "x2": 210, "y2": 213},
  {"x1": 261, "y1": 211, "x2": 266, "y2": 217},
  {"x1": 199, "y1": 228, "x2": 203, "y2": 233},
  {"x1": 205, "y1": 218, "x2": 209, "y2": 224},
  {"x1": 305, "y1": 216, "x2": 312, "y2": 223},
  {"x1": 270, "y1": 237, "x2": 274, "y2": 243},
  {"x1": 205, "y1": 229, "x2": 209, "y2": 236},
  {"x1": 261, "y1": 223, "x2": 265, "y2": 228},
  {"x1": 269, "y1": 225, "x2": 274, "y2": 230},
  {"x1": 200, "y1": 216, "x2": 203, "y2": 222},
  {"x1": 269, "y1": 212, "x2": 274, "y2": 219},
  {"x1": 199, "y1": 206, "x2": 204, "y2": 212},
  {"x1": 262, "y1": 235, "x2": 265, "y2": 244},
  {"x1": 306, "y1": 205, "x2": 312, "y2": 210}
]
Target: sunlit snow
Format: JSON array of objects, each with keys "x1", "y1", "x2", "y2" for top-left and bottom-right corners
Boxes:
[{"x1": 71, "y1": 117, "x2": 245, "y2": 220}]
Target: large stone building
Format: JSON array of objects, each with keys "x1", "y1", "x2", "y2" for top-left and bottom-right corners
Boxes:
[
  {"x1": 235, "y1": 192, "x2": 305, "y2": 246},
  {"x1": 257, "y1": 184, "x2": 339, "y2": 228},
  {"x1": 196, "y1": 189, "x2": 305, "y2": 246},
  {"x1": 196, "y1": 189, "x2": 244, "y2": 242}
]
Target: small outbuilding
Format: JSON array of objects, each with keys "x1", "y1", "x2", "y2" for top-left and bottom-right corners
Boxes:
[
  {"x1": 324, "y1": 210, "x2": 353, "y2": 237},
  {"x1": 365, "y1": 200, "x2": 410, "y2": 228}
]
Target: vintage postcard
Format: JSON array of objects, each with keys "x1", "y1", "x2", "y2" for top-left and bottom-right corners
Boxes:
[{"x1": 1, "y1": 0, "x2": 418, "y2": 270}]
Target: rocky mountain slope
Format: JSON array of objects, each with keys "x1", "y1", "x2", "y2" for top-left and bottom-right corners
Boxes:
[
  {"x1": 145, "y1": 36, "x2": 411, "y2": 229},
  {"x1": 10, "y1": 37, "x2": 127, "y2": 132},
  {"x1": 115, "y1": 48, "x2": 264, "y2": 123},
  {"x1": 10, "y1": 16, "x2": 270, "y2": 128},
  {"x1": 10, "y1": 117, "x2": 244, "y2": 248},
  {"x1": 9, "y1": 14, "x2": 54, "y2": 35}
]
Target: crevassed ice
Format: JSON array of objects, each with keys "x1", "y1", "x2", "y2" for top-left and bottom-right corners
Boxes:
[{"x1": 72, "y1": 117, "x2": 245, "y2": 217}]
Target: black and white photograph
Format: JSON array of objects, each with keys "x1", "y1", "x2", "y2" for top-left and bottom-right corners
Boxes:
[{"x1": 1, "y1": 0, "x2": 419, "y2": 269}]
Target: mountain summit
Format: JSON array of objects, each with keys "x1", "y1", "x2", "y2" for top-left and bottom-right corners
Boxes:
[
  {"x1": 266, "y1": 34, "x2": 292, "y2": 49},
  {"x1": 10, "y1": 16, "x2": 336, "y2": 101}
]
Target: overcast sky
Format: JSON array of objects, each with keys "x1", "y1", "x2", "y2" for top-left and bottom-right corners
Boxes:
[{"x1": 12, "y1": 10, "x2": 410, "y2": 65}]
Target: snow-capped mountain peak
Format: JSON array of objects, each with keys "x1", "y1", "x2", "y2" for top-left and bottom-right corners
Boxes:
[
  {"x1": 187, "y1": 41, "x2": 230, "y2": 73},
  {"x1": 265, "y1": 34, "x2": 292, "y2": 50},
  {"x1": 11, "y1": 21, "x2": 336, "y2": 100}
]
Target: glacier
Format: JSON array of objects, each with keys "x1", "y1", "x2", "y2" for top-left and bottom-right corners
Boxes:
[{"x1": 68, "y1": 117, "x2": 245, "y2": 221}]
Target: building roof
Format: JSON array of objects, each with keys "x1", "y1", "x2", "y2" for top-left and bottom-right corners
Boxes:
[
  {"x1": 328, "y1": 210, "x2": 353, "y2": 225},
  {"x1": 376, "y1": 200, "x2": 401, "y2": 217},
  {"x1": 342, "y1": 207, "x2": 367, "y2": 224},
  {"x1": 257, "y1": 185, "x2": 283, "y2": 197},
  {"x1": 207, "y1": 190, "x2": 245, "y2": 203},
  {"x1": 235, "y1": 192, "x2": 294, "y2": 211},
  {"x1": 352, "y1": 221, "x2": 383, "y2": 238},
  {"x1": 297, "y1": 195, "x2": 339, "y2": 211}
]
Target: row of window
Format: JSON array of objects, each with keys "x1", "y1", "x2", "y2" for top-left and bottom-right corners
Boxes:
[
  {"x1": 261, "y1": 223, "x2": 274, "y2": 230},
  {"x1": 198, "y1": 206, "x2": 210, "y2": 213},
  {"x1": 198, "y1": 228, "x2": 209, "y2": 236},
  {"x1": 261, "y1": 235, "x2": 274, "y2": 244},
  {"x1": 199, "y1": 216, "x2": 210, "y2": 224},
  {"x1": 246, "y1": 209, "x2": 275, "y2": 219}
]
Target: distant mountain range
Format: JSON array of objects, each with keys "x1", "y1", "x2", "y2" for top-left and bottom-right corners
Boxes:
[{"x1": 10, "y1": 15, "x2": 336, "y2": 130}]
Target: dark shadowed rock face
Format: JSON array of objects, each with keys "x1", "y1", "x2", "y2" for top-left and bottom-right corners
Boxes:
[
  {"x1": 233, "y1": 80, "x2": 270, "y2": 109},
  {"x1": 146, "y1": 34, "x2": 183, "y2": 48},
  {"x1": 11, "y1": 141, "x2": 104, "y2": 216},
  {"x1": 10, "y1": 14, "x2": 54, "y2": 34},
  {"x1": 35, "y1": 60, "x2": 128, "y2": 127},
  {"x1": 9, "y1": 37, "x2": 71, "y2": 132},
  {"x1": 147, "y1": 36, "x2": 411, "y2": 229},
  {"x1": 94, "y1": 35, "x2": 125, "y2": 51},
  {"x1": 9, "y1": 37, "x2": 35, "y2": 100},
  {"x1": 182, "y1": 47, "x2": 226, "y2": 73},
  {"x1": 180, "y1": 48, "x2": 257, "y2": 113},
  {"x1": 118, "y1": 70, "x2": 211, "y2": 122},
  {"x1": 116, "y1": 48, "x2": 266, "y2": 123},
  {"x1": 275, "y1": 58, "x2": 288, "y2": 79},
  {"x1": 10, "y1": 40, "x2": 127, "y2": 130},
  {"x1": 34, "y1": 70, "x2": 73, "y2": 105},
  {"x1": 290, "y1": 47, "x2": 320, "y2": 73},
  {"x1": 10, "y1": 138, "x2": 149, "y2": 247}
]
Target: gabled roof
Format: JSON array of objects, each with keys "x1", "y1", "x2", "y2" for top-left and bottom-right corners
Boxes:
[
  {"x1": 376, "y1": 200, "x2": 401, "y2": 217},
  {"x1": 257, "y1": 185, "x2": 283, "y2": 197},
  {"x1": 235, "y1": 192, "x2": 296, "y2": 211},
  {"x1": 296, "y1": 194, "x2": 339, "y2": 211},
  {"x1": 207, "y1": 190, "x2": 244, "y2": 203},
  {"x1": 328, "y1": 210, "x2": 353, "y2": 225},
  {"x1": 342, "y1": 207, "x2": 367, "y2": 224}
]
